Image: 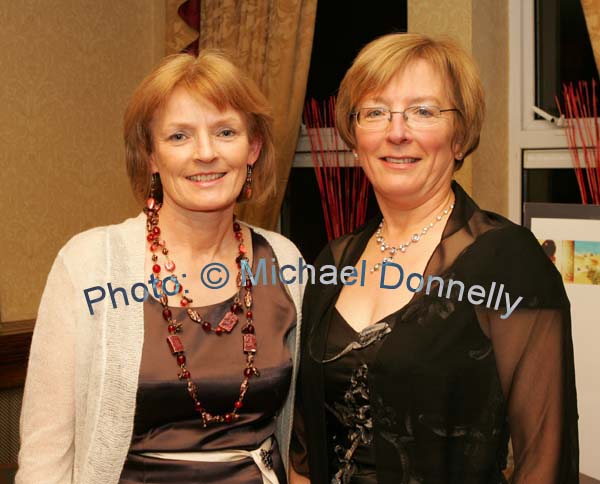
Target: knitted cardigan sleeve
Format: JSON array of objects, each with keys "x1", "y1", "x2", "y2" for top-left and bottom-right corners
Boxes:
[{"x1": 16, "y1": 251, "x2": 76, "y2": 484}]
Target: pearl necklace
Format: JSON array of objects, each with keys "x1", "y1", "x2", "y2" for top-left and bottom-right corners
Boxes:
[{"x1": 370, "y1": 201, "x2": 455, "y2": 273}]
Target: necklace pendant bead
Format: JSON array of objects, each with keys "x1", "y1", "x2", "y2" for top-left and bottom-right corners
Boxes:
[
  {"x1": 165, "y1": 260, "x2": 176, "y2": 272},
  {"x1": 215, "y1": 327, "x2": 223, "y2": 335},
  {"x1": 201, "y1": 321, "x2": 212, "y2": 332},
  {"x1": 177, "y1": 354, "x2": 186, "y2": 365},
  {"x1": 179, "y1": 370, "x2": 191, "y2": 380},
  {"x1": 244, "y1": 292, "x2": 253, "y2": 308},
  {"x1": 167, "y1": 335, "x2": 184, "y2": 353},
  {"x1": 152, "y1": 264, "x2": 161, "y2": 273},
  {"x1": 146, "y1": 197, "x2": 156, "y2": 210},
  {"x1": 411, "y1": 234, "x2": 420, "y2": 242},
  {"x1": 242, "y1": 324, "x2": 255, "y2": 334},
  {"x1": 162, "y1": 308, "x2": 172, "y2": 320},
  {"x1": 243, "y1": 334, "x2": 257, "y2": 353},
  {"x1": 187, "y1": 309, "x2": 202, "y2": 323},
  {"x1": 218, "y1": 311, "x2": 239, "y2": 333}
]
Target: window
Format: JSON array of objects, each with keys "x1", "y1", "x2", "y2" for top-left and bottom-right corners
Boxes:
[
  {"x1": 509, "y1": 0, "x2": 598, "y2": 220},
  {"x1": 281, "y1": 1, "x2": 407, "y2": 262}
]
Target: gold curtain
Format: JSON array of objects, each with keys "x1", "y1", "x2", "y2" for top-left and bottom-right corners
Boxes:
[
  {"x1": 199, "y1": 0, "x2": 317, "y2": 229},
  {"x1": 582, "y1": 0, "x2": 600, "y2": 77},
  {"x1": 165, "y1": 0, "x2": 198, "y2": 55}
]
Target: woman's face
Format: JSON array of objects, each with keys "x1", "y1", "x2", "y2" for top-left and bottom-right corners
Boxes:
[
  {"x1": 149, "y1": 86, "x2": 261, "y2": 214},
  {"x1": 354, "y1": 58, "x2": 461, "y2": 205}
]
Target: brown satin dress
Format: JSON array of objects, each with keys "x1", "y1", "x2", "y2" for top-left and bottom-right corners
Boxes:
[{"x1": 119, "y1": 231, "x2": 296, "y2": 484}]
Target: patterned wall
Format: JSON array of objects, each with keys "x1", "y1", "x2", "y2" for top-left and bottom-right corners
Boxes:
[{"x1": 0, "y1": 1, "x2": 165, "y2": 322}]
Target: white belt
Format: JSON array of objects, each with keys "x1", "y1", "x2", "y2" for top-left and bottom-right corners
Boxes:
[{"x1": 140, "y1": 436, "x2": 279, "y2": 484}]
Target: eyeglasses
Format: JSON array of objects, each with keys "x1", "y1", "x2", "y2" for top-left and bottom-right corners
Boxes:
[{"x1": 351, "y1": 105, "x2": 459, "y2": 130}]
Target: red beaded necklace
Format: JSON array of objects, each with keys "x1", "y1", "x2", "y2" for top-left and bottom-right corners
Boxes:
[{"x1": 144, "y1": 196, "x2": 258, "y2": 427}]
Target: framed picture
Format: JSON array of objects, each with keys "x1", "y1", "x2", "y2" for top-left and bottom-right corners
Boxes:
[{"x1": 524, "y1": 202, "x2": 600, "y2": 480}]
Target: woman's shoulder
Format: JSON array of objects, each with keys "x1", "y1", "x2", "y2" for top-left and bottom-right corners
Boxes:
[
  {"x1": 457, "y1": 210, "x2": 568, "y2": 307},
  {"x1": 57, "y1": 213, "x2": 145, "y2": 267},
  {"x1": 470, "y1": 210, "x2": 549, "y2": 261},
  {"x1": 245, "y1": 224, "x2": 303, "y2": 262},
  {"x1": 315, "y1": 216, "x2": 380, "y2": 267}
]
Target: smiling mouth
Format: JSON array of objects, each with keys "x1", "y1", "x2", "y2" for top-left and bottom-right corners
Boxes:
[
  {"x1": 187, "y1": 173, "x2": 226, "y2": 182},
  {"x1": 382, "y1": 157, "x2": 420, "y2": 164}
]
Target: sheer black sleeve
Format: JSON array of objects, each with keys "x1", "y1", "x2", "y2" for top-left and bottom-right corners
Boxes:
[{"x1": 472, "y1": 226, "x2": 579, "y2": 483}]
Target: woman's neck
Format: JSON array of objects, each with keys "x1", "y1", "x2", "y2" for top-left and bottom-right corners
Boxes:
[
  {"x1": 154, "y1": 201, "x2": 238, "y2": 262},
  {"x1": 375, "y1": 186, "x2": 455, "y2": 243}
]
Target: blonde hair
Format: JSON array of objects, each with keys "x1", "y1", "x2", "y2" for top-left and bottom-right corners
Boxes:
[
  {"x1": 336, "y1": 33, "x2": 485, "y2": 168},
  {"x1": 124, "y1": 50, "x2": 275, "y2": 203}
]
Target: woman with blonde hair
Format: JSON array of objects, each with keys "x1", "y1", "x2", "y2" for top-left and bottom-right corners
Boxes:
[
  {"x1": 291, "y1": 33, "x2": 578, "y2": 483},
  {"x1": 18, "y1": 50, "x2": 304, "y2": 484}
]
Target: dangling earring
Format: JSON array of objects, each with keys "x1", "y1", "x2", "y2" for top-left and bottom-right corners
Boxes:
[
  {"x1": 244, "y1": 165, "x2": 253, "y2": 199},
  {"x1": 148, "y1": 172, "x2": 163, "y2": 205}
]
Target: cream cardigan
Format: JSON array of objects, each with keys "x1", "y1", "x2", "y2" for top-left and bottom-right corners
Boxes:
[{"x1": 16, "y1": 213, "x2": 305, "y2": 484}]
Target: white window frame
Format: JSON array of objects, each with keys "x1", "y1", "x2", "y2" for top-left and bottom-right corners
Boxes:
[
  {"x1": 293, "y1": 125, "x2": 353, "y2": 168},
  {"x1": 508, "y1": 0, "x2": 574, "y2": 223}
]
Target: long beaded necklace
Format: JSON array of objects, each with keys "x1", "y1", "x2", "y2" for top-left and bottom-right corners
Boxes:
[
  {"x1": 370, "y1": 201, "x2": 455, "y2": 273},
  {"x1": 144, "y1": 196, "x2": 258, "y2": 427}
]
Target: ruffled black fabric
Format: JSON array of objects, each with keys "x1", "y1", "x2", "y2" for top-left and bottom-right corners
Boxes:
[{"x1": 291, "y1": 182, "x2": 579, "y2": 484}]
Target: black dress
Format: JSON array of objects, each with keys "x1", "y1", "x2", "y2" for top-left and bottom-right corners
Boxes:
[{"x1": 291, "y1": 182, "x2": 579, "y2": 483}]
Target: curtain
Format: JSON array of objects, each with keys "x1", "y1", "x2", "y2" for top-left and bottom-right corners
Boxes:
[
  {"x1": 200, "y1": 0, "x2": 318, "y2": 230},
  {"x1": 582, "y1": 0, "x2": 600, "y2": 77},
  {"x1": 165, "y1": 0, "x2": 200, "y2": 55}
]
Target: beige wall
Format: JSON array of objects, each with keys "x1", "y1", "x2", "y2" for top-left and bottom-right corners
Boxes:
[
  {"x1": 408, "y1": 0, "x2": 509, "y2": 215},
  {"x1": 0, "y1": 1, "x2": 165, "y2": 322}
]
